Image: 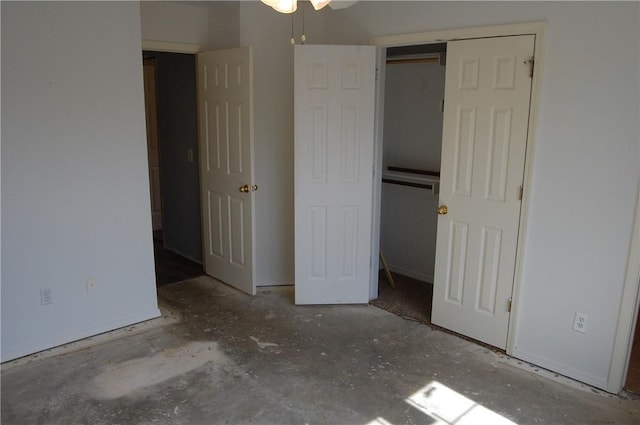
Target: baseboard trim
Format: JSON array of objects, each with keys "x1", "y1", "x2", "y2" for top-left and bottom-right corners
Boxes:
[
  {"x1": 1, "y1": 307, "x2": 162, "y2": 363},
  {"x1": 164, "y1": 245, "x2": 203, "y2": 265},
  {"x1": 511, "y1": 347, "x2": 608, "y2": 391},
  {"x1": 387, "y1": 264, "x2": 433, "y2": 284}
]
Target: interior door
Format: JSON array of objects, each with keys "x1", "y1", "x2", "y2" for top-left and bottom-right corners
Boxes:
[
  {"x1": 432, "y1": 35, "x2": 535, "y2": 348},
  {"x1": 197, "y1": 47, "x2": 255, "y2": 295},
  {"x1": 143, "y1": 58, "x2": 162, "y2": 231},
  {"x1": 294, "y1": 45, "x2": 377, "y2": 304}
]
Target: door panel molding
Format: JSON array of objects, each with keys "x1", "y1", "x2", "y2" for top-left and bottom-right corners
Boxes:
[
  {"x1": 434, "y1": 35, "x2": 535, "y2": 348},
  {"x1": 197, "y1": 47, "x2": 255, "y2": 295},
  {"x1": 294, "y1": 45, "x2": 377, "y2": 305}
]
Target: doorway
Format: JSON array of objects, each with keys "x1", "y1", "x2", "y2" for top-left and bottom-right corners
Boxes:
[
  {"x1": 142, "y1": 51, "x2": 204, "y2": 286},
  {"x1": 372, "y1": 43, "x2": 446, "y2": 325}
]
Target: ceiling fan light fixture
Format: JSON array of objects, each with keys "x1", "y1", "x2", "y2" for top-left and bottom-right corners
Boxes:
[
  {"x1": 261, "y1": 0, "x2": 298, "y2": 13},
  {"x1": 310, "y1": 0, "x2": 331, "y2": 11}
]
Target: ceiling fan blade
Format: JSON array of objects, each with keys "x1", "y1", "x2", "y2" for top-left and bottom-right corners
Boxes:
[
  {"x1": 310, "y1": 0, "x2": 331, "y2": 10},
  {"x1": 328, "y1": 0, "x2": 359, "y2": 10}
]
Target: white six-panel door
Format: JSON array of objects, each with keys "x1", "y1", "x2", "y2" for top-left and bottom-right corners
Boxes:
[
  {"x1": 197, "y1": 47, "x2": 255, "y2": 295},
  {"x1": 294, "y1": 45, "x2": 377, "y2": 304},
  {"x1": 432, "y1": 35, "x2": 535, "y2": 348}
]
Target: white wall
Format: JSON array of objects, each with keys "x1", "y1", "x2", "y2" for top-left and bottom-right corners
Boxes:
[
  {"x1": 140, "y1": 1, "x2": 210, "y2": 46},
  {"x1": 380, "y1": 184, "x2": 439, "y2": 282},
  {"x1": 208, "y1": 1, "x2": 240, "y2": 50},
  {"x1": 238, "y1": 1, "x2": 640, "y2": 390},
  {"x1": 139, "y1": 1, "x2": 240, "y2": 51},
  {"x1": 383, "y1": 62, "x2": 444, "y2": 172},
  {"x1": 239, "y1": 2, "x2": 326, "y2": 286},
  {"x1": 510, "y1": 4, "x2": 639, "y2": 389},
  {"x1": 1, "y1": 2, "x2": 160, "y2": 361},
  {"x1": 380, "y1": 61, "x2": 444, "y2": 281}
]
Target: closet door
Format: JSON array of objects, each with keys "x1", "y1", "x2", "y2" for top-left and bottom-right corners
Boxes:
[
  {"x1": 432, "y1": 35, "x2": 535, "y2": 348},
  {"x1": 294, "y1": 45, "x2": 377, "y2": 304}
]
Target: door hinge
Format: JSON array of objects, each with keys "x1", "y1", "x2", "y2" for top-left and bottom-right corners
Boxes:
[
  {"x1": 526, "y1": 58, "x2": 535, "y2": 78},
  {"x1": 440, "y1": 99, "x2": 445, "y2": 112},
  {"x1": 507, "y1": 298, "x2": 512, "y2": 313},
  {"x1": 375, "y1": 67, "x2": 379, "y2": 82},
  {"x1": 519, "y1": 185, "x2": 524, "y2": 201}
]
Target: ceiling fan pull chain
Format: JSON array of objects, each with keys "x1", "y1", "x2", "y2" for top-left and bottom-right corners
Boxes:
[
  {"x1": 290, "y1": 11, "x2": 295, "y2": 45},
  {"x1": 301, "y1": 3, "x2": 306, "y2": 44}
]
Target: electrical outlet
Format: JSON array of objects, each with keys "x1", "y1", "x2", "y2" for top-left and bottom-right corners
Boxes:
[
  {"x1": 573, "y1": 312, "x2": 588, "y2": 333},
  {"x1": 86, "y1": 278, "x2": 97, "y2": 294},
  {"x1": 40, "y1": 288, "x2": 53, "y2": 305}
]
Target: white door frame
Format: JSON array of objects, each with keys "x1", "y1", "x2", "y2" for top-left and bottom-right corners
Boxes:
[
  {"x1": 609, "y1": 184, "x2": 640, "y2": 393},
  {"x1": 369, "y1": 21, "x2": 547, "y2": 354},
  {"x1": 369, "y1": 48, "x2": 387, "y2": 300},
  {"x1": 142, "y1": 40, "x2": 203, "y2": 54}
]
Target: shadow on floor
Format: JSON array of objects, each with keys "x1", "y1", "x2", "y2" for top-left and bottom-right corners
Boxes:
[
  {"x1": 371, "y1": 270, "x2": 433, "y2": 325},
  {"x1": 153, "y1": 234, "x2": 204, "y2": 287}
]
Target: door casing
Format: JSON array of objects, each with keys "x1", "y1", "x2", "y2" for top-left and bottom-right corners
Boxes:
[{"x1": 369, "y1": 21, "x2": 547, "y2": 355}]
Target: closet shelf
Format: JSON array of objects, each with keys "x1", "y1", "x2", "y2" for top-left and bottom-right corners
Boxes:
[{"x1": 382, "y1": 167, "x2": 440, "y2": 195}]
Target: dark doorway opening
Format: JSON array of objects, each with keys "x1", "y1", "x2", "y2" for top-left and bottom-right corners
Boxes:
[{"x1": 142, "y1": 51, "x2": 204, "y2": 286}]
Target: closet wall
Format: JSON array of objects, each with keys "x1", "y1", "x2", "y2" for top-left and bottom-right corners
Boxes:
[{"x1": 380, "y1": 59, "x2": 445, "y2": 283}]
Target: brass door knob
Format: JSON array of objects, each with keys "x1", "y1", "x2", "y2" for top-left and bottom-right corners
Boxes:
[
  {"x1": 437, "y1": 205, "x2": 448, "y2": 215},
  {"x1": 239, "y1": 184, "x2": 250, "y2": 193}
]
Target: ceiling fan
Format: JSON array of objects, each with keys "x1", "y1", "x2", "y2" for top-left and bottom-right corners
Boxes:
[{"x1": 260, "y1": 0, "x2": 358, "y2": 13}]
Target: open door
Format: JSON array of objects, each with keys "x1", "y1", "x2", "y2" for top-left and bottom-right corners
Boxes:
[
  {"x1": 197, "y1": 47, "x2": 256, "y2": 295},
  {"x1": 294, "y1": 45, "x2": 377, "y2": 304},
  {"x1": 432, "y1": 35, "x2": 535, "y2": 348}
]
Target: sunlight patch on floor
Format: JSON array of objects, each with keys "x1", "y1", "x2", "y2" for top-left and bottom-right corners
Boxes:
[
  {"x1": 366, "y1": 417, "x2": 395, "y2": 425},
  {"x1": 366, "y1": 381, "x2": 518, "y2": 425}
]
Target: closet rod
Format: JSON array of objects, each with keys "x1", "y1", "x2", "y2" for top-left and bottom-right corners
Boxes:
[
  {"x1": 387, "y1": 166, "x2": 440, "y2": 177},
  {"x1": 385, "y1": 57, "x2": 440, "y2": 65},
  {"x1": 382, "y1": 178, "x2": 433, "y2": 191}
]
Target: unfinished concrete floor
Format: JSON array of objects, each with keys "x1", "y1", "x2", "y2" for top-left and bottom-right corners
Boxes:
[{"x1": 2, "y1": 276, "x2": 639, "y2": 425}]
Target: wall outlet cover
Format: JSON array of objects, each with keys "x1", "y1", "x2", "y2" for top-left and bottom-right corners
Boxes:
[
  {"x1": 573, "y1": 312, "x2": 588, "y2": 333},
  {"x1": 40, "y1": 288, "x2": 53, "y2": 305},
  {"x1": 86, "y1": 278, "x2": 97, "y2": 293}
]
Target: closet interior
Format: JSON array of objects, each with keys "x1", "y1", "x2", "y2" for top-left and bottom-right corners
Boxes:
[{"x1": 375, "y1": 43, "x2": 447, "y2": 323}]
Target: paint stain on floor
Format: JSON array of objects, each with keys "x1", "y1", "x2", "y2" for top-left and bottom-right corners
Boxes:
[
  {"x1": 249, "y1": 336, "x2": 279, "y2": 350},
  {"x1": 90, "y1": 341, "x2": 227, "y2": 400}
]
